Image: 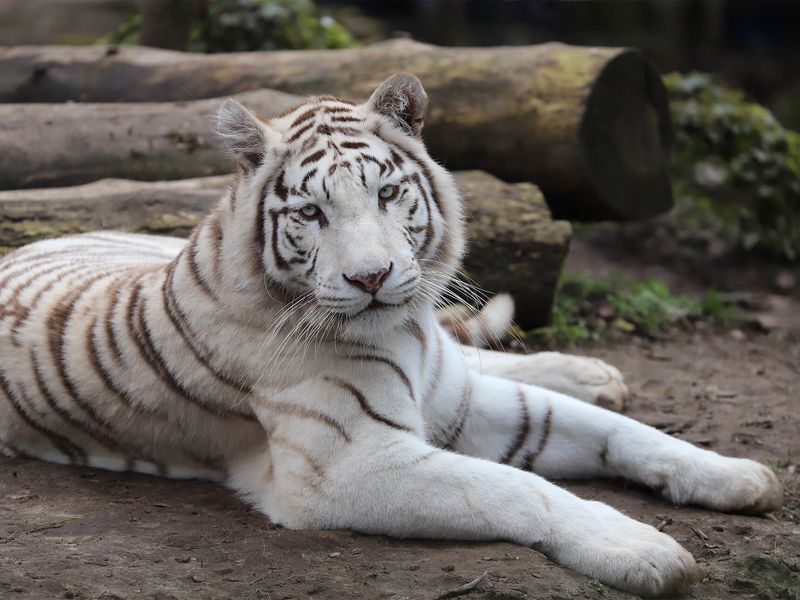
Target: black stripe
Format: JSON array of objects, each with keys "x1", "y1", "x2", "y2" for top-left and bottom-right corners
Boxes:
[
  {"x1": 274, "y1": 169, "x2": 289, "y2": 201},
  {"x1": 133, "y1": 280, "x2": 256, "y2": 422},
  {"x1": 323, "y1": 376, "x2": 412, "y2": 432},
  {"x1": 270, "y1": 208, "x2": 291, "y2": 271},
  {"x1": 10, "y1": 264, "x2": 97, "y2": 344},
  {"x1": 162, "y1": 264, "x2": 254, "y2": 394},
  {"x1": 85, "y1": 317, "x2": 168, "y2": 476},
  {"x1": 288, "y1": 121, "x2": 314, "y2": 143},
  {"x1": 184, "y1": 228, "x2": 223, "y2": 304},
  {"x1": 341, "y1": 141, "x2": 369, "y2": 149},
  {"x1": 443, "y1": 383, "x2": 472, "y2": 450},
  {"x1": 349, "y1": 355, "x2": 414, "y2": 402},
  {"x1": 31, "y1": 348, "x2": 133, "y2": 465},
  {"x1": 521, "y1": 403, "x2": 553, "y2": 472},
  {"x1": 0, "y1": 367, "x2": 84, "y2": 463},
  {"x1": 290, "y1": 107, "x2": 318, "y2": 129},
  {"x1": 104, "y1": 276, "x2": 127, "y2": 364},
  {"x1": 47, "y1": 272, "x2": 121, "y2": 431},
  {"x1": 300, "y1": 149, "x2": 326, "y2": 166},
  {"x1": 499, "y1": 387, "x2": 530, "y2": 465},
  {"x1": 260, "y1": 400, "x2": 352, "y2": 443}
]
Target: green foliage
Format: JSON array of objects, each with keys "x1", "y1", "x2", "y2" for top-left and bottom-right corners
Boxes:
[
  {"x1": 665, "y1": 72, "x2": 800, "y2": 261},
  {"x1": 98, "y1": 0, "x2": 358, "y2": 52},
  {"x1": 195, "y1": 0, "x2": 358, "y2": 52},
  {"x1": 97, "y1": 13, "x2": 141, "y2": 46},
  {"x1": 531, "y1": 273, "x2": 741, "y2": 346}
]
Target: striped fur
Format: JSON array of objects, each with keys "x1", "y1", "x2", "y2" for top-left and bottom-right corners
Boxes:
[{"x1": 0, "y1": 74, "x2": 783, "y2": 597}]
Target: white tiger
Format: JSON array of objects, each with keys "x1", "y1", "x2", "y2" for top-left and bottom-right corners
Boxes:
[{"x1": 0, "y1": 74, "x2": 783, "y2": 597}]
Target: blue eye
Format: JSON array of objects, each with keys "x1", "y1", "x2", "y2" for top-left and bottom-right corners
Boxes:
[
  {"x1": 378, "y1": 184, "x2": 399, "y2": 201},
  {"x1": 299, "y1": 204, "x2": 322, "y2": 219}
]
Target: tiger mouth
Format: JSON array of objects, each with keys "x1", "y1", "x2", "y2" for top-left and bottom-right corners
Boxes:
[{"x1": 352, "y1": 296, "x2": 413, "y2": 317}]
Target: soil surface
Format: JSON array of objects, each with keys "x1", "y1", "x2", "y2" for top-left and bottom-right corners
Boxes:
[
  {"x1": 0, "y1": 332, "x2": 798, "y2": 600},
  {"x1": 1, "y1": 226, "x2": 799, "y2": 600}
]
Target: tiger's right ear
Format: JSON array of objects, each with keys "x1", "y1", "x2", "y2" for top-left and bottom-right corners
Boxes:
[
  {"x1": 368, "y1": 73, "x2": 428, "y2": 137},
  {"x1": 214, "y1": 99, "x2": 273, "y2": 169}
]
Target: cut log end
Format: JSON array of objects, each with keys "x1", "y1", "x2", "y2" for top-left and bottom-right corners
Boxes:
[{"x1": 572, "y1": 50, "x2": 673, "y2": 221}]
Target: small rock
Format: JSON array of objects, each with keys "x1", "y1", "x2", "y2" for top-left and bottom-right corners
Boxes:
[
  {"x1": 328, "y1": 552, "x2": 340, "y2": 558},
  {"x1": 191, "y1": 575, "x2": 205, "y2": 583}
]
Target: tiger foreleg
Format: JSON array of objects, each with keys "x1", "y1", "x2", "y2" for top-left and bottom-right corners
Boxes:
[
  {"x1": 448, "y1": 371, "x2": 784, "y2": 514},
  {"x1": 233, "y1": 389, "x2": 697, "y2": 598}
]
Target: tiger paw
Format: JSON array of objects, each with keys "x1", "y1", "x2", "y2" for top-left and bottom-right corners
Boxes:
[
  {"x1": 664, "y1": 454, "x2": 784, "y2": 514},
  {"x1": 546, "y1": 500, "x2": 698, "y2": 597},
  {"x1": 523, "y1": 352, "x2": 631, "y2": 411}
]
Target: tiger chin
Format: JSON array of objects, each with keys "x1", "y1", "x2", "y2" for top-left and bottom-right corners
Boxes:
[{"x1": 0, "y1": 74, "x2": 782, "y2": 597}]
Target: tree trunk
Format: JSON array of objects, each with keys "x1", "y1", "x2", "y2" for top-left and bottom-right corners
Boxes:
[
  {"x1": 0, "y1": 172, "x2": 569, "y2": 327},
  {"x1": 0, "y1": 39, "x2": 673, "y2": 221},
  {"x1": 0, "y1": 89, "x2": 299, "y2": 190}
]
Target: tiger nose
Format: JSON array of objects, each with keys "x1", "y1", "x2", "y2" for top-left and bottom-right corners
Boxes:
[{"x1": 343, "y1": 264, "x2": 392, "y2": 294}]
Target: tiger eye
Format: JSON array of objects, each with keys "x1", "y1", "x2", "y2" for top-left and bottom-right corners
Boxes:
[
  {"x1": 378, "y1": 184, "x2": 399, "y2": 201},
  {"x1": 299, "y1": 204, "x2": 322, "y2": 220}
]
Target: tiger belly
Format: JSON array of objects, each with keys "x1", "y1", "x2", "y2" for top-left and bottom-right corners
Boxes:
[{"x1": 0, "y1": 232, "x2": 262, "y2": 480}]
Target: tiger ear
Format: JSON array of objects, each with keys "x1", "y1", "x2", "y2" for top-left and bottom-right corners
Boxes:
[
  {"x1": 214, "y1": 99, "x2": 273, "y2": 169},
  {"x1": 367, "y1": 73, "x2": 429, "y2": 137}
]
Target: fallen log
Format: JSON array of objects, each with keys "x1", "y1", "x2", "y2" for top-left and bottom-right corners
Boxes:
[
  {"x1": 0, "y1": 39, "x2": 673, "y2": 221},
  {"x1": 0, "y1": 171, "x2": 569, "y2": 327},
  {"x1": 0, "y1": 89, "x2": 299, "y2": 189}
]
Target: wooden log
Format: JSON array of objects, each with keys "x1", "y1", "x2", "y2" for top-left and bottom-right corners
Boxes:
[
  {"x1": 0, "y1": 40, "x2": 673, "y2": 221},
  {"x1": 0, "y1": 89, "x2": 299, "y2": 190},
  {"x1": 0, "y1": 172, "x2": 570, "y2": 327}
]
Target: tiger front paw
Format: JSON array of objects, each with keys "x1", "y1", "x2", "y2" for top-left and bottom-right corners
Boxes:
[
  {"x1": 546, "y1": 500, "x2": 698, "y2": 598},
  {"x1": 665, "y1": 454, "x2": 784, "y2": 514}
]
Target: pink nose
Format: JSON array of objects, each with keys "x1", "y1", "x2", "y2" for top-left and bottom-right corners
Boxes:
[{"x1": 343, "y1": 265, "x2": 392, "y2": 294}]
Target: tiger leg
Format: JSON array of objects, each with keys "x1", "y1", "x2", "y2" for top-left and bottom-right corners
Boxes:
[
  {"x1": 461, "y1": 346, "x2": 631, "y2": 410},
  {"x1": 231, "y1": 383, "x2": 697, "y2": 598},
  {"x1": 448, "y1": 371, "x2": 783, "y2": 515}
]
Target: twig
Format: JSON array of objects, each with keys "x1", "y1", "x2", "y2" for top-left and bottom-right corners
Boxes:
[
  {"x1": 435, "y1": 571, "x2": 488, "y2": 600},
  {"x1": 29, "y1": 516, "x2": 80, "y2": 534},
  {"x1": 1, "y1": 529, "x2": 18, "y2": 543}
]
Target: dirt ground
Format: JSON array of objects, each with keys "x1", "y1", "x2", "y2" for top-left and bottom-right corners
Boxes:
[{"x1": 1, "y1": 229, "x2": 799, "y2": 600}]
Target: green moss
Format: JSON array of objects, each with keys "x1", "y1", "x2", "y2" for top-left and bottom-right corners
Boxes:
[
  {"x1": 529, "y1": 272, "x2": 741, "y2": 346},
  {"x1": 733, "y1": 555, "x2": 800, "y2": 599},
  {"x1": 665, "y1": 72, "x2": 800, "y2": 261}
]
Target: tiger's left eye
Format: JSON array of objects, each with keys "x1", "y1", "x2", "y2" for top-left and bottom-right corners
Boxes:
[
  {"x1": 299, "y1": 204, "x2": 322, "y2": 220},
  {"x1": 378, "y1": 184, "x2": 399, "y2": 201}
]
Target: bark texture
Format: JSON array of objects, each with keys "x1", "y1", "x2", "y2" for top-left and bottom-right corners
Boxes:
[
  {"x1": 0, "y1": 39, "x2": 673, "y2": 220},
  {"x1": 0, "y1": 171, "x2": 569, "y2": 327},
  {"x1": 0, "y1": 89, "x2": 299, "y2": 190}
]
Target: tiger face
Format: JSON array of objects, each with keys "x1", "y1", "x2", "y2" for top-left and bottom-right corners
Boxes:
[{"x1": 216, "y1": 74, "x2": 464, "y2": 339}]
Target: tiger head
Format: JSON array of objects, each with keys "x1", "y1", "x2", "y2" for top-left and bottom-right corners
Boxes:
[{"x1": 215, "y1": 74, "x2": 465, "y2": 339}]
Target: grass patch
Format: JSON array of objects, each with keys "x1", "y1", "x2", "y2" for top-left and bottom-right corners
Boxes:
[{"x1": 528, "y1": 273, "x2": 742, "y2": 346}]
